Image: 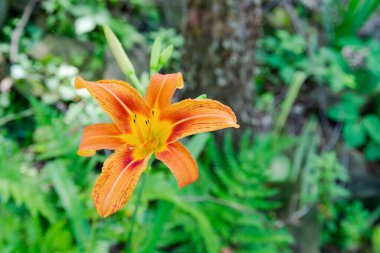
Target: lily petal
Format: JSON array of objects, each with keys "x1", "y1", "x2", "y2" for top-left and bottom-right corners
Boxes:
[
  {"x1": 144, "y1": 73, "x2": 184, "y2": 111},
  {"x1": 75, "y1": 77, "x2": 150, "y2": 133},
  {"x1": 92, "y1": 145, "x2": 150, "y2": 217},
  {"x1": 156, "y1": 141, "x2": 198, "y2": 188},
  {"x1": 160, "y1": 99, "x2": 239, "y2": 143},
  {"x1": 78, "y1": 123, "x2": 126, "y2": 157}
]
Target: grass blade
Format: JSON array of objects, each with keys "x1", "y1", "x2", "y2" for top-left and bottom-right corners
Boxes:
[{"x1": 45, "y1": 161, "x2": 90, "y2": 250}]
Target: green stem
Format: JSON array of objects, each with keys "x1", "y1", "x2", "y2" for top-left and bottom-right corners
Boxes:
[
  {"x1": 368, "y1": 205, "x2": 380, "y2": 228},
  {"x1": 103, "y1": 25, "x2": 144, "y2": 94},
  {"x1": 125, "y1": 175, "x2": 146, "y2": 251},
  {"x1": 0, "y1": 108, "x2": 33, "y2": 127},
  {"x1": 86, "y1": 215, "x2": 99, "y2": 253},
  {"x1": 273, "y1": 71, "x2": 307, "y2": 137},
  {"x1": 124, "y1": 157, "x2": 154, "y2": 251}
]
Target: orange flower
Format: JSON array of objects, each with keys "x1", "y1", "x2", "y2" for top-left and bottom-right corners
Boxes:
[{"x1": 75, "y1": 73, "x2": 239, "y2": 217}]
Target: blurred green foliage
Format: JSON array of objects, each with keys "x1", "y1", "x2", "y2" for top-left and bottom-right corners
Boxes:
[
  {"x1": 1, "y1": 0, "x2": 380, "y2": 253},
  {"x1": 257, "y1": 1, "x2": 380, "y2": 162}
]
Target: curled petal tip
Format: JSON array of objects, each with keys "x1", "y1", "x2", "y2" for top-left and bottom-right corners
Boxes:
[
  {"x1": 156, "y1": 142, "x2": 199, "y2": 189},
  {"x1": 92, "y1": 198, "x2": 114, "y2": 217},
  {"x1": 177, "y1": 73, "x2": 184, "y2": 89},
  {"x1": 77, "y1": 150, "x2": 96, "y2": 157},
  {"x1": 96, "y1": 206, "x2": 111, "y2": 218},
  {"x1": 178, "y1": 173, "x2": 199, "y2": 189},
  {"x1": 74, "y1": 76, "x2": 86, "y2": 89},
  {"x1": 92, "y1": 190, "x2": 114, "y2": 218},
  {"x1": 234, "y1": 124, "x2": 240, "y2": 129}
]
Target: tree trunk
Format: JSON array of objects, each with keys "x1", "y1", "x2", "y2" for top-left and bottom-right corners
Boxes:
[{"x1": 182, "y1": 0, "x2": 262, "y2": 131}]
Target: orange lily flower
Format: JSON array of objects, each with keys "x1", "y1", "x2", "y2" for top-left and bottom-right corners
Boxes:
[{"x1": 75, "y1": 73, "x2": 239, "y2": 217}]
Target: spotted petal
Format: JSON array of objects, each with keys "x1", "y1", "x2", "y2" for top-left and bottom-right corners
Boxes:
[
  {"x1": 144, "y1": 73, "x2": 184, "y2": 112},
  {"x1": 92, "y1": 145, "x2": 150, "y2": 217},
  {"x1": 75, "y1": 77, "x2": 150, "y2": 134},
  {"x1": 160, "y1": 99, "x2": 239, "y2": 143}
]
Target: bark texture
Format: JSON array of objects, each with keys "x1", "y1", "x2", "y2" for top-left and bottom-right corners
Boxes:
[{"x1": 182, "y1": 0, "x2": 262, "y2": 130}]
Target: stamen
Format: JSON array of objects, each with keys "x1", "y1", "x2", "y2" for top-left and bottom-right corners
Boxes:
[
  {"x1": 135, "y1": 125, "x2": 144, "y2": 143},
  {"x1": 132, "y1": 114, "x2": 144, "y2": 143}
]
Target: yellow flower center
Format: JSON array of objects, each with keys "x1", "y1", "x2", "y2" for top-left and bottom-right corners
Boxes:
[{"x1": 121, "y1": 110, "x2": 172, "y2": 159}]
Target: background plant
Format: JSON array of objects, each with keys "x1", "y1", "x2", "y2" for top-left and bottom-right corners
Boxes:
[{"x1": 1, "y1": 0, "x2": 380, "y2": 253}]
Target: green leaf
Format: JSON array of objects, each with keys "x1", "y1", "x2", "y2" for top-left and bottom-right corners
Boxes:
[
  {"x1": 0, "y1": 136, "x2": 56, "y2": 222},
  {"x1": 279, "y1": 66, "x2": 296, "y2": 85},
  {"x1": 41, "y1": 220, "x2": 74, "y2": 252},
  {"x1": 327, "y1": 103, "x2": 359, "y2": 122},
  {"x1": 185, "y1": 133, "x2": 211, "y2": 159},
  {"x1": 364, "y1": 141, "x2": 380, "y2": 161},
  {"x1": 328, "y1": 92, "x2": 363, "y2": 122},
  {"x1": 150, "y1": 36, "x2": 161, "y2": 76},
  {"x1": 45, "y1": 161, "x2": 90, "y2": 250},
  {"x1": 372, "y1": 225, "x2": 380, "y2": 252},
  {"x1": 171, "y1": 198, "x2": 221, "y2": 253},
  {"x1": 141, "y1": 201, "x2": 173, "y2": 253},
  {"x1": 343, "y1": 121, "x2": 366, "y2": 147},
  {"x1": 363, "y1": 115, "x2": 380, "y2": 144},
  {"x1": 337, "y1": 0, "x2": 380, "y2": 36}
]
